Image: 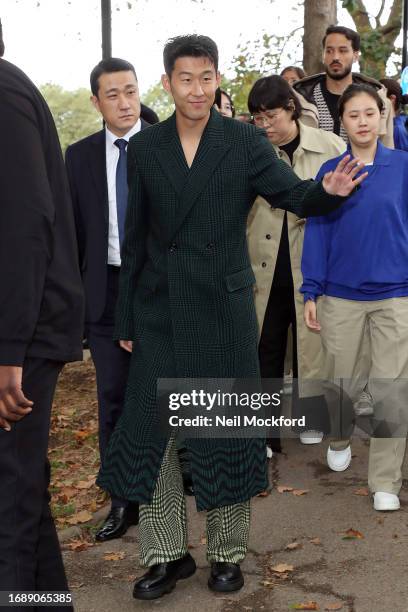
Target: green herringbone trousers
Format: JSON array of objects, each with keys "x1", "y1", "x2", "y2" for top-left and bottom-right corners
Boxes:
[{"x1": 139, "y1": 436, "x2": 251, "y2": 566}]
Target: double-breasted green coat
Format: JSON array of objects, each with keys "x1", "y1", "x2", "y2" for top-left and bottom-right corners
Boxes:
[{"x1": 97, "y1": 108, "x2": 345, "y2": 511}]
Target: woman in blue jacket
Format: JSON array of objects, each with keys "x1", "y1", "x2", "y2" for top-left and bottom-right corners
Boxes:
[{"x1": 301, "y1": 83, "x2": 408, "y2": 512}]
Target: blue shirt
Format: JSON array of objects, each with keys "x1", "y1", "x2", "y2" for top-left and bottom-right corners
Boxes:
[
  {"x1": 394, "y1": 114, "x2": 408, "y2": 152},
  {"x1": 300, "y1": 141, "x2": 408, "y2": 302}
]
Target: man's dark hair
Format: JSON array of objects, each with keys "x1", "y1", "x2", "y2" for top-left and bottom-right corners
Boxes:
[
  {"x1": 338, "y1": 83, "x2": 384, "y2": 117},
  {"x1": 90, "y1": 57, "x2": 137, "y2": 97},
  {"x1": 248, "y1": 75, "x2": 302, "y2": 121},
  {"x1": 163, "y1": 34, "x2": 218, "y2": 76},
  {"x1": 322, "y1": 25, "x2": 360, "y2": 52},
  {"x1": 0, "y1": 19, "x2": 5, "y2": 57}
]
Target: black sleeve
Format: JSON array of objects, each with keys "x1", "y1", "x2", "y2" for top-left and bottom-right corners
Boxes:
[
  {"x1": 65, "y1": 145, "x2": 85, "y2": 270},
  {"x1": 0, "y1": 87, "x2": 54, "y2": 365}
]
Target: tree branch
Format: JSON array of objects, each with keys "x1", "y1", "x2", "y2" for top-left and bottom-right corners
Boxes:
[
  {"x1": 344, "y1": 0, "x2": 371, "y2": 30},
  {"x1": 375, "y1": 0, "x2": 386, "y2": 27}
]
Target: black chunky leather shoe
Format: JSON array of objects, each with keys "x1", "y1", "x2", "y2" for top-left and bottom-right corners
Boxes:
[
  {"x1": 208, "y1": 562, "x2": 244, "y2": 592},
  {"x1": 133, "y1": 553, "x2": 196, "y2": 600},
  {"x1": 95, "y1": 505, "x2": 139, "y2": 542}
]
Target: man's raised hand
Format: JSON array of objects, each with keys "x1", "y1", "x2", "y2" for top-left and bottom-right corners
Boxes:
[{"x1": 322, "y1": 155, "x2": 368, "y2": 197}]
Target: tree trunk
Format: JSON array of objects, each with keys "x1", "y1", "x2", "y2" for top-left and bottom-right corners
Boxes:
[{"x1": 303, "y1": 0, "x2": 337, "y2": 76}]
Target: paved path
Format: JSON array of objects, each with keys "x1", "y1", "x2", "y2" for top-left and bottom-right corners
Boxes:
[{"x1": 63, "y1": 436, "x2": 408, "y2": 612}]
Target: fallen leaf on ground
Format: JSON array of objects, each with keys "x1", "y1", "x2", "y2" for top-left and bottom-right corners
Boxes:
[
  {"x1": 76, "y1": 480, "x2": 94, "y2": 490},
  {"x1": 257, "y1": 490, "x2": 270, "y2": 497},
  {"x1": 325, "y1": 604, "x2": 343, "y2": 610},
  {"x1": 66, "y1": 510, "x2": 93, "y2": 525},
  {"x1": 74, "y1": 429, "x2": 91, "y2": 442},
  {"x1": 341, "y1": 528, "x2": 364, "y2": 540},
  {"x1": 259, "y1": 580, "x2": 274, "y2": 588},
  {"x1": 309, "y1": 538, "x2": 321, "y2": 545},
  {"x1": 286, "y1": 542, "x2": 302, "y2": 550},
  {"x1": 353, "y1": 488, "x2": 369, "y2": 496},
  {"x1": 277, "y1": 486, "x2": 294, "y2": 494},
  {"x1": 103, "y1": 551, "x2": 125, "y2": 561},
  {"x1": 271, "y1": 563, "x2": 294, "y2": 573},
  {"x1": 293, "y1": 489, "x2": 309, "y2": 496},
  {"x1": 124, "y1": 574, "x2": 137, "y2": 582},
  {"x1": 65, "y1": 538, "x2": 94, "y2": 552},
  {"x1": 187, "y1": 544, "x2": 196, "y2": 549},
  {"x1": 57, "y1": 487, "x2": 77, "y2": 500},
  {"x1": 291, "y1": 602, "x2": 319, "y2": 610},
  {"x1": 200, "y1": 535, "x2": 207, "y2": 545}
]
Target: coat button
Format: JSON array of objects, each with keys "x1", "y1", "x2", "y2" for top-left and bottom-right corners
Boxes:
[
  {"x1": 262, "y1": 262, "x2": 267, "y2": 268},
  {"x1": 169, "y1": 242, "x2": 177, "y2": 253},
  {"x1": 266, "y1": 234, "x2": 271, "y2": 240}
]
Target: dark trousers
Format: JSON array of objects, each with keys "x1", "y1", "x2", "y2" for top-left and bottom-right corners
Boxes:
[
  {"x1": 258, "y1": 285, "x2": 330, "y2": 447},
  {"x1": 0, "y1": 357, "x2": 72, "y2": 611},
  {"x1": 87, "y1": 266, "x2": 131, "y2": 508}
]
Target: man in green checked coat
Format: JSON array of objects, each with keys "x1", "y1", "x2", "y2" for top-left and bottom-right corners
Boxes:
[{"x1": 97, "y1": 35, "x2": 367, "y2": 601}]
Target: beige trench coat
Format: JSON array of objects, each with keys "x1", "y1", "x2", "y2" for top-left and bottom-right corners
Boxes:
[{"x1": 247, "y1": 122, "x2": 346, "y2": 384}]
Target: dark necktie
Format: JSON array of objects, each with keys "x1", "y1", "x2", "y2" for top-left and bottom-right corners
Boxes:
[{"x1": 114, "y1": 138, "x2": 128, "y2": 248}]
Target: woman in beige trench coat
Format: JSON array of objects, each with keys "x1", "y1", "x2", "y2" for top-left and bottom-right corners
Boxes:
[{"x1": 246, "y1": 76, "x2": 346, "y2": 451}]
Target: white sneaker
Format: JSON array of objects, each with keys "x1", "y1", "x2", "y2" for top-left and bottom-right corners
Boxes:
[
  {"x1": 266, "y1": 446, "x2": 273, "y2": 459},
  {"x1": 326, "y1": 445, "x2": 352, "y2": 471},
  {"x1": 373, "y1": 491, "x2": 400, "y2": 511},
  {"x1": 300, "y1": 430, "x2": 323, "y2": 445},
  {"x1": 354, "y1": 390, "x2": 374, "y2": 416}
]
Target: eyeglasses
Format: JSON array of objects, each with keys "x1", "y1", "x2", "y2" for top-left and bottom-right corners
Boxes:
[{"x1": 252, "y1": 108, "x2": 286, "y2": 127}]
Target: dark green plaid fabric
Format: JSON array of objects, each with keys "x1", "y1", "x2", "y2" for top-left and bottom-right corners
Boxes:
[
  {"x1": 139, "y1": 436, "x2": 250, "y2": 566},
  {"x1": 97, "y1": 108, "x2": 344, "y2": 510}
]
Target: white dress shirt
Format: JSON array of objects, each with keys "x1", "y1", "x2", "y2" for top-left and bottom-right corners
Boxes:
[{"x1": 106, "y1": 119, "x2": 141, "y2": 266}]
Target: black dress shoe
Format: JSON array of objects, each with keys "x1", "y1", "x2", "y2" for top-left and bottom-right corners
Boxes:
[
  {"x1": 208, "y1": 562, "x2": 244, "y2": 592},
  {"x1": 95, "y1": 505, "x2": 139, "y2": 542},
  {"x1": 133, "y1": 553, "x2": 196, "y2": 600}
]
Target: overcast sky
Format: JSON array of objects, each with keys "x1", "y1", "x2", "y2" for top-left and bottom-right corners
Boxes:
[{"x1": 1, "y1": 0, "x2": 392, "y2": 95}]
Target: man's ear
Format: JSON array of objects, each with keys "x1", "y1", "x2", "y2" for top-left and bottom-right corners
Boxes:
[
  {"x1": 216, "y1": 71, "x2": 221, "y2": 87},
  {"x1": 353, "y1": 50, "x2": 360, "y2": 65},
  {"x1": 91, "y1": 95, "x2": 101, "y2": 113},
  {"x1": 161, "y1": 73, "x2": 171, "y2": 94}
]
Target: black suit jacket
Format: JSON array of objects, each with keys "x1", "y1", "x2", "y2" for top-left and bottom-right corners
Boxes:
[
  {"x1": 0, "y1": 58, "x2": 84, "y2": 366},
  {"x1": 65, "y1": 119, "x2": 150, "y2": 323}
]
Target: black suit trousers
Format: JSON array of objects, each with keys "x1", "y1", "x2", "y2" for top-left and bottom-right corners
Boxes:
[
  {"x1": 87, "y1": 266, "x2": 131, "y2": 507},
  {"x1": 0, "y1": 357, "x2": 72, "y2": 611},
  {"x1": 259, "y1": 285, "x2": 330, "y2": 443}
]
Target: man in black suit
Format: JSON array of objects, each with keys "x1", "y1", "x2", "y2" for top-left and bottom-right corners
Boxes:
[
  {"x1": 0, "y1": 20, "x2": 84, "y2": 605},
  {"x1": 65, "y1": 58, "x2": 149, "y2": 541}
]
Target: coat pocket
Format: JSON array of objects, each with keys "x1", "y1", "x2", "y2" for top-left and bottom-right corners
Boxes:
[{"x1": 225, "y1": 266, "x2": 256, "y2": 292}]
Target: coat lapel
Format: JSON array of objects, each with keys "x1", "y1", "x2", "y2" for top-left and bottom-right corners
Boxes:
[
  {"x1": 89, "y1": 130, "x2": 109, "y2": 223},
  {"x1": 155, "y1": 109, "x2": 231, "y2": 242},
  {"x1": 154, "y1": 114, "x2": 189, "y2": 197}
]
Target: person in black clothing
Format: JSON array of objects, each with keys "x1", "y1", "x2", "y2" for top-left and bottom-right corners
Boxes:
[
  {"x1": 0, "y1": 20, "x2": 84, "y2": 608},
  {"x1": 246, "y1": 76, "x2": 345, "y2": 452}
]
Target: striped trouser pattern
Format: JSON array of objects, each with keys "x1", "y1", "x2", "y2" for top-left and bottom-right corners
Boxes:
[{"x1": 139, "y1": 435, "x2": 250, "y2": 566}]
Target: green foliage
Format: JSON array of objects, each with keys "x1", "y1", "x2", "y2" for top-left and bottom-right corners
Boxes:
[
  {"x1": 141, "y1": 81, "x2": 175, "y2": 121},
  {"x1": 222, "y1": 31, "x2": 301, "y2": 113},
  {"x1": 40, "y1": 84, "x2": 101, "y2": 152}
]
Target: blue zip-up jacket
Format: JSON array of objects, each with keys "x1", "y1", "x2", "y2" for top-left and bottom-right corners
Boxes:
[{"x1": 301, "y1": 141, "x2": 408, "y2": 302}]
